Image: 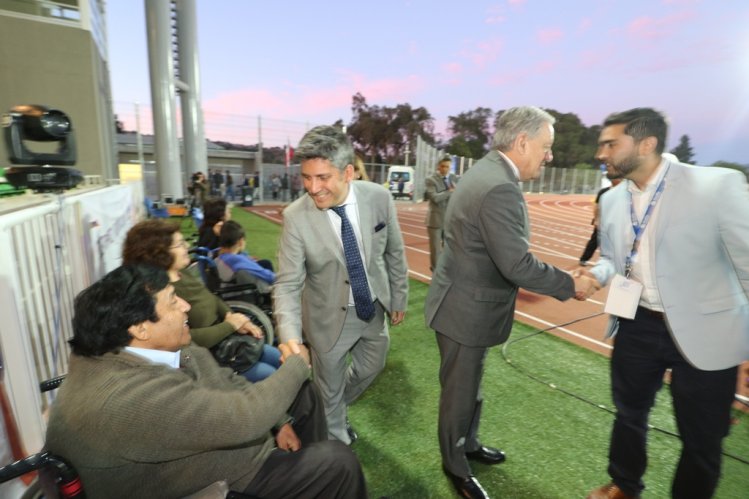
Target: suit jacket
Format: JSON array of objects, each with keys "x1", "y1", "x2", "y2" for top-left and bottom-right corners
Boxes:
[
  {"x1": 424, "y1": 172, "x2": 459, "y2": 228},
  {"x1": 46, "y1": 345, "x2": 310, "y2": 498},
  {"x1": 590, "y1": 158, "x2": 749, "y2": 370},
  {"x1": 424, "y1": 150, "x2": 575, "y2": 347},
  {"x1": 273, "y1": 180, "x2": 409, "y2": 353}
]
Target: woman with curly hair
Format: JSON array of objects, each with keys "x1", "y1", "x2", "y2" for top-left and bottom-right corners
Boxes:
[{"x1": 122, "y1": 219, "x2": 280, "y2": 381}]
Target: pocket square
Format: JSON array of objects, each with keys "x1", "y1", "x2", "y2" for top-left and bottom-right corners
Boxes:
[{"x1": 374, "y1": 222, "x2": 386, "y2": 232}]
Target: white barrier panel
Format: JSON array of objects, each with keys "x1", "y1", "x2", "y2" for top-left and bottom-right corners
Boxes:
[{"x1": 0, "y1": 181, "x2": 143, "y2": 454}]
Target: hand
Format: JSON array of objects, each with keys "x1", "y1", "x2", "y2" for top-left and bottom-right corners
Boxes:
[
  {"x1": 225, "y1": 312, "x2": 263, "y2": 338},
  {"x1": 571, "y1": 271, "x2": 601, "y2": 301},
  {"x1": 390, "y1": 310, "x2": 406, "y2": 326},
  {"x1": 278, "y1": 340, "x2": 310, "y2": 366},
  {"x1": 274, "y1": 423, "x2": 301, "y2": 452}
]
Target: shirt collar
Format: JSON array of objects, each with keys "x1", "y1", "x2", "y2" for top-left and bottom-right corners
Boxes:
[
  {"x1": 124, "y1": 346, "x2": 181, "y2": 369},
  {"x1": 333, "y1": 181, "x2": 358, "y2": 209},
  {"x1": 497, "y1": 151, "x2": 520, "y2": 180}
]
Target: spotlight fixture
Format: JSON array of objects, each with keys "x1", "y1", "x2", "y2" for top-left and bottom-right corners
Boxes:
[{"x1": 2, "y1": 104, "x2": 83, "y2": 192}]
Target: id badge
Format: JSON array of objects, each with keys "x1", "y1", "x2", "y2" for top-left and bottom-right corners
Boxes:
[{"x1": 604, "y1": 274, "x2": 643, "y2": 319}]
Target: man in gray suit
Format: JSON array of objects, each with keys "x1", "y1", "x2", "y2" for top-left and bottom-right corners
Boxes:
[
  {"x1": 424, "y1": 156, "x2": 459, "y2": 271},
  {"x1": 273, "y1": 125, "x2": 409, "y2": 445},
  {"x1": 425, "y1": 106, "x2": 595, "y2": 499},
  {"x1": 577, "y1": 108, "x2": 749, "y2": 499}
]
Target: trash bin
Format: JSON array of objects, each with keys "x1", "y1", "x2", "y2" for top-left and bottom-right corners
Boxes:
[{"x1": 241, "y1": 186, "x2": 254, "y2": 207}]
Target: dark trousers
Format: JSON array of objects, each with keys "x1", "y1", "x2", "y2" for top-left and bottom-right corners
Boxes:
[
  {"x1": 436, "y1": 332, "x2": 487, "y2": 477},
  {"x1": 608, "y1": 308, "x2": 737, "y2": 498},
  {"x1": 580, "y1": 226, "x2": 599, "y2": 262},
  {"x1": 244, "y1": 381, "x2": 367, "y2": 498}
]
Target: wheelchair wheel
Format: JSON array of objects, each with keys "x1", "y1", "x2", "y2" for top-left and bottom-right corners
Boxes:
[{"x1": 226, "y1": 301, "x2": 274, "y2": 346}]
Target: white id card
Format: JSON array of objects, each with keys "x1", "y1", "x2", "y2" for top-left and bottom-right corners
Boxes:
[{"x1": 604, "y1": 274, "x2": 643, "y2": 319}]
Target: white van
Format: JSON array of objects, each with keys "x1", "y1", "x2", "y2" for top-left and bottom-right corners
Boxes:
[{"x1": 386, "y1": 166, "x2": 415, "y2": 200}]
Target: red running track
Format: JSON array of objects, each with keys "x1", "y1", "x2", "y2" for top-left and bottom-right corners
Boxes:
[{"x1": 246, "y1": 194, "x2": 748, "y2": 405}]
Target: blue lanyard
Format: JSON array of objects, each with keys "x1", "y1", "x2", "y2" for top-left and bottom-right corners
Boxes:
[{"x1": 625, "y1": 166, "x2": 670, "y2": 277}]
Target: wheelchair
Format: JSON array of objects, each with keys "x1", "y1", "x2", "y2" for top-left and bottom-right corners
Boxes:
[
  {"x1": 0, "y1": 376, "x2": 258, "y2": 499},
  {"x1": 187, "y1": 248, "x2": 275, "y2": 346}
]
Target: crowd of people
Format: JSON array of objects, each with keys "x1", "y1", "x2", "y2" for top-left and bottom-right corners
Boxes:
[{"x1": 40, "y1": 107, "x2": 748, "y2": 499}]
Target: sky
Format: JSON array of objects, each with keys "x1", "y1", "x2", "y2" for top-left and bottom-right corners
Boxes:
[{"x1": 107, "y1": 0, "x2": 749, "y2": 165}]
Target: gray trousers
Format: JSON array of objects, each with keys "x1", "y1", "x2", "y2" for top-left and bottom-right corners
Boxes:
[
  {"x1": 311, "y1": 302, "x2": 389, "y2": 443},
  {"x1": 427, "y1": 225, "x2": 444, "y2": 271},
  {"x1": 437, "y1": 332, "x2": 487, "y2": 477}
]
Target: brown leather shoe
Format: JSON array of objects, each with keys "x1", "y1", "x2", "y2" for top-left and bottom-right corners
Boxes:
[{"x1": 586, "y1": 483, "x2": 637, "y2": 499}]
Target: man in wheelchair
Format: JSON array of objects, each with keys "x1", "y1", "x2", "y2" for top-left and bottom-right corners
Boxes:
[{"x1": 44, "y1": 265, "x2": 367, "y2": 498}]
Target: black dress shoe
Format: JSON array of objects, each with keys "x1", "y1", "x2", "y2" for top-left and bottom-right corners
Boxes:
[
  {"x1": 345, "y1": 417, "x2": 358, "y2": 444},
  {"x1": 443, "y1": 468, "x2": 489, "y2": 499},
  {"x1": 466, "y1": 446, "x2": 506, "y2": 465}
]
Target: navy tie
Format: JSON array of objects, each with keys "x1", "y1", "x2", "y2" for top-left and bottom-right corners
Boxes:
[
  {"x1": 443, "y1": 176, "x2": 451, "y2": 189},
  {"x1": 330, "y1": 205, "x2": 375, "y2": 321}
]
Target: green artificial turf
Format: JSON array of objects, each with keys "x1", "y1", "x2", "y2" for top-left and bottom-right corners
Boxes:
[{"x1": 195, "y1": 208, "x2": 749, "y2": 498}]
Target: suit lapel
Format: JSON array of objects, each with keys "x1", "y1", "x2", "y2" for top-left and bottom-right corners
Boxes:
[
  {"x1": 355, "y1": 183, "x2": 374, "y2": 266},
  {"x1": 653, "y1": 161, "x2": 682, "y2": 251},
  {"x1": 306, "y1": 197, "x2": 346, "y2": 265}
]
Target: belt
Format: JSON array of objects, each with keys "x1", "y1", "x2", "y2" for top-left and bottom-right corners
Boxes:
[{"x1": 637, "y1": 306, "x2": 665, "y2": 321}]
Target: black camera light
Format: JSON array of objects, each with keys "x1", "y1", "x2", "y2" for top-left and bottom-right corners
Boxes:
[{"x1": 2, "y1": 105, "x2": 83, "y2": 192}]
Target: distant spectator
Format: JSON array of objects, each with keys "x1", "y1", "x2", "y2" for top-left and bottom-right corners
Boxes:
[
  {"x1": 225, "y1": 170, "x2": 235, "y2": 201},
  {"x1": 281, "y1": 173, "x2": 290, "y2": 202},
  {"x1": 353, "y1": 155, "x2": 370, "y2": 181},
  {"x1": 290, "y1": 173, "x2": 302, "y2": 200}
]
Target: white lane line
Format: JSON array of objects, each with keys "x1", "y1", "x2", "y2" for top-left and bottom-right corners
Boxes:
[{"x1": 513, "y1": 311, "x2": 613, "y2": 350}]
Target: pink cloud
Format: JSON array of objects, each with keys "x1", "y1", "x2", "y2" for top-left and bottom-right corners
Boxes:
[
  {"x1": 537, "y1": 27, "x2": 563, "y2": 44},
  {"x1": 623, "y1": 10, "x2": 696, "y2": 42},
  {"x1": 460, "y1": 37, "x2": 504, "y2": 69},
  {"x1": 578, "y1": 17, "x2": 592, "y2": 33}
]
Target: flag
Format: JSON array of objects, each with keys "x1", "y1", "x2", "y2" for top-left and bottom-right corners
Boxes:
[{"x1": 285, "y1": 139, "x2": 294, "y2": 168}]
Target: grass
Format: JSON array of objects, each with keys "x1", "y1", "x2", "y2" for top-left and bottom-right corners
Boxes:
[{"x1": 195, "y1": 207, "x2": 749, "y2": 498}]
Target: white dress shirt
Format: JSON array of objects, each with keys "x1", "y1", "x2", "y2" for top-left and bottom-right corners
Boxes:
[
  {"x1": 627, "y1": 159, "x2": 669, "y2": 312},
  {"x1": 124, "y1": 346, "x2": 181, "y2": 368},
  {"x1": 325, "y1": 182, "x2": 376, "y2": 306}
]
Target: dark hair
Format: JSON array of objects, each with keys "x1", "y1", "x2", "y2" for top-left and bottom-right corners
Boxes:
[
  {"x1": 69, "y1": 265, "x2": 169, "y2": 356},
  {"x1": 122, "y1": 219, "x2": 180, "y2": 270},
  {"x1": 202, "y1": 197, "x2": 228, "y2": 228},
  {"x1": 603, "y1": 108, "x2": 668, "y2": 154},
  {"x1": 218, "y1": 220, "x2": 245, "y2": 248}
]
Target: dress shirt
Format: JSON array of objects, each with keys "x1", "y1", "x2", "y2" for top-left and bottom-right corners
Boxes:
[
  {"x1": 497, "y1": 151, "x2": 521, "y2": 180},
  {"x1": 627, "y1": 159, "x2": 668, "y2": 312},
  {"x1": 325, "y1": 183, "x2": 376, "y2": 306},
  {"x1": 123, "y1": 346, "x2": 181, "y2": 369}
]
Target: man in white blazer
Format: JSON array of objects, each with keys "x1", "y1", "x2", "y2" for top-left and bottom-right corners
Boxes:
[
  {"x1": 580, "y1": 108, "x2": 749, "y2": 499},
  {"x1": 273, "y1": 125, "x2": 409, "y2": 445}
]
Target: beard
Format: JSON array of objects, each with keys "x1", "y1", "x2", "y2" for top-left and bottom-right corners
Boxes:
[{"x1": 606, "y1": 151, "x2": 640, "y2": 180}]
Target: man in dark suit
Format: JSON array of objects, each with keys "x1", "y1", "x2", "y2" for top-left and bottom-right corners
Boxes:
[
  {"x1": 424, "y1": 157, "x2": 459, "y2": 271},
  {"x1": 274, "y1": 125, "x2": 409, "y2": 445},
  {"x1": 425, "y1": 106, "x2": 596, "y2": 498}
]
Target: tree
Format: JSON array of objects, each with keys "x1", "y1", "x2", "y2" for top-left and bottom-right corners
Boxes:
[
  {"x1": 445, "y1": 107, "x2": 493, "y2": 159},
  {"x1": 347, "y1": 93, "x2": 435, "y2": 164},
  {"x1": 669, "y1": 135, "x2": 695, "y2": 164},
  {"x1": 542, "y1": 109, "x2": 599, "y2": 169},
  {"x1": 115, "y1": 114, "x2": 126, "y2": 133},
  {"x1": 711, "y1": 160, "x2": 749, "y2": 181}
]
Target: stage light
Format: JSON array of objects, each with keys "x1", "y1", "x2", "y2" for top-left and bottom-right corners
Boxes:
[
  {"x1": 2, "y1": 104, "x2": 76, "y2": 165},
  {"x1": 2, "y1": 105, "x2": 83, "y2": 192}
]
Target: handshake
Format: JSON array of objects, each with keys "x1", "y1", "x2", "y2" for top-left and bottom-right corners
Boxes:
[{"x1": 571, "y1": 267, "x2": 602, "y2": 301}]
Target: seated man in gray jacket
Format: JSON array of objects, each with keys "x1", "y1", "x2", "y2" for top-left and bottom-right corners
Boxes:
[{"x1": 45, "y1": 264, "x2": 367, "y2": 499}]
